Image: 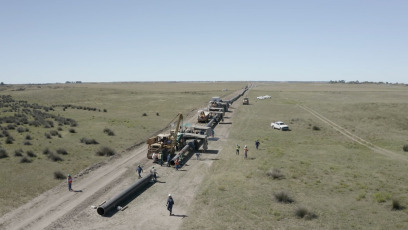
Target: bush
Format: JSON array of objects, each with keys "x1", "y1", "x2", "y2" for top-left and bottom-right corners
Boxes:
[
  {"x1": 26, "y1": 150, "x2": 36, "y2": 158},
  {"x1": 43, "y1": 148, "x2": 52, "y2": 155},
  {"x1": 54, "y1": 171, "x2": 65, "y2": 180},
  {"x1": 103, "y1": 109, "x2": 107, "y2": 112},
  {"x1": 142, "y1": 113, "x2": 147, "y2": 116},
  {"x1": 44, "y1": 133, "x2": 52, "y2": 139},
  {"x1": 274, "y1": 191, "x2": 294, "y2": 203},
  {"x1": 312, "y1": 126, "x2": 321, "y2": 131},
  {"x1": 0, "y1": 149, "x2": 9, "y2": 158},
  {"x1": 25, "y1": 135, "x2": 32, "y2": 140},
  {"x1": 80, "y1": 137, "x2": 99, "y2": 145},
  {"x1": 69, "y1": 128, "x2": 76, "y2": 133},
  {"x1": 48, "y1": 153, "x2": 63, "y2": 162},
  {"x1": 14, "y1": 149, "x2": 23, "y2": 157},
  {"x1": 24, "y1": 141, "x2": 32, "y2": 145},
  {"x1": 17, "y1": 127, "x2": 26, "y2": 133},
  {"x1": 57, "y1": 127, "x2": 63, "y2": 131},
  {"x1": 156, "y1": 112, "x2": 160, "y2": 116},
  {"x1": 295, "y1": 207, "x2": 317, "y2": 220},
  {"x1": 392, "y1": 199, "x2": 404, "y2": 210},
  {"x1": 20, "y1": 157, "x2": 32, "y2": 163},
  {"x1": 50, "y1": 130, "x2": 59, "y2": 136},
  {"x1": 103, "y1": 128, "x2": 115, "y2": 136},
  {"x1": 266, "y1": 168, "x2": 285, "y2": 180},
  {"x1": 56, "y1": 148, "x2": 68, "y2": 155},
  {"x1": 403, "y1": 145, "x2": 408, "y2": 152},
  {"x1": 5, "y1": 136, "x2": 14, "y2": 144},
  {"x1": 96, "y1": 146, "x2": 116, "y2": 156}
]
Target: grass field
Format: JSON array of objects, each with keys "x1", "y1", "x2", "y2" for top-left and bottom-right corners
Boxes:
[
  {"x1": 0, "y1": 82, "x2": 245, "y2": 217},
  {"x1": 181, "y1": 83, "x2": 408, "y2": 229}
]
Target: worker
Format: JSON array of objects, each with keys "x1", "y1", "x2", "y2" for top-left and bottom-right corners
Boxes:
[
  {"x1": 175, "y1": 158, "x2": 180, "y2": 170},
  {"x1": 236, "y1": 144, "x2": 240, "y2": 155},
  {"x1": 166, "y1": 194, "x2": 175, "y2": 216},
  {"x1": 196, "y1": 151, "x2": 200, "y2": 160},
  {"x1": 67, "y1": 174, "x2": 73, "y2": 191},
  {"x1": 166, "y1": 153, "x2": 171, "y2": 167},
  {"x1": 255, "y1": 140, "x2": 260, "y2": 150},
  {"x1": 150, "y1": 167, "x2": 157, "y2": 182},
  {"x1": 158, "y1": 153, "x2": 163, "y2": 166},
  {"x1": 137, "y1": 165, "x2": 143, "y2": 178},
  {"x1": 244, "y1": 145, "x2": 248, "y2": 159}
]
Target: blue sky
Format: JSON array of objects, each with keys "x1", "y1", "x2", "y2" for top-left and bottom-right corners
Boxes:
[{"x1": 1, "y1": 1, "x2": 407, "y2": 84}]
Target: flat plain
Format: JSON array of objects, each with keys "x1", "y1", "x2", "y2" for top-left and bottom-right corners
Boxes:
[{"x1": 1, "y1": 82, "x2": 408, "y2": 229}]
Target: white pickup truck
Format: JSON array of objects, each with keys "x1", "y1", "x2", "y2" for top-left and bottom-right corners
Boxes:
[{"x1": 271, "y1": 121, "x2": 289, "y2": 131}]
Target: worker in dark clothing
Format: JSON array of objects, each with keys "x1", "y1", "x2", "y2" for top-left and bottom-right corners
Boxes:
[
  {"x1": 137, "y1": 165, "x2": 143, "y2": 178},
  {"x1": 255, "y1": 140, "x2": 260, "y2": 150},
  {"x1": 167, "y1": 194, "x2": 175, "y2": 216},
  {"x1": 167, "y1": 154, "x2": 171, "y2": 167}
]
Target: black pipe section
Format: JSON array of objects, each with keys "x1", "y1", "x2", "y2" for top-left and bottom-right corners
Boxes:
[{"x1": 97, "y1": 173, "x2": 153, "y2": 216}]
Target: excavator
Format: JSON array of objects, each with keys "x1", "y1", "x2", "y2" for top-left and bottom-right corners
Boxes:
[{"x1": 146, "y1": 113, "x2": 183, "y2": 160}]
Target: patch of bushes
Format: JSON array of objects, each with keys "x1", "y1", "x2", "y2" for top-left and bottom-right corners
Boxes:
[
  {"x1": 20, "y1": 157, "x2": 32, "y2": 163},
  {"x1": 274, "y1": 191, "x2": 294, "y2": 203},
  {"x1": 295, "y1": 207, "x2": 318, "y2": 220},
  {"x1": 266, "y1": 168, "x2": 285, "y2": 180},
  {"x1": 103, "y1": 109, "x2": 107, "y2": 112},
  {"x1": 24, "y1": 141, "x2": 32, "y2": 145},
  {"x1": 392, "y1": 199, "x2": 405, "y2": 210},
  {"x1": 44, "y1": 133, "x2": 52, "y2": 139},
  {"x1": 50, "y1": 130, "x2": 59, "y2": 136},
  {"x1": 17, "y1": 127, "x2": 27, "y2": 133},
  {"x1": 373, "y1": 192, "x2": 391, "y2": 203},
  {"x1": 69, "y1": 128, "x2": 76, "y2": 133},
  {"x1": 80, "y1": 137, "x2": 99, "y2": 145},
  {"x1": 54, "y1": 171, "x2": 65, "y2": 180},
  {"x1": 142, "y1": 113, "x2": 147, "y2": 116},
  {"x1": 56, "y1": 148, "x2": 68, "y2": 155},
  {"x1": 5, "y1": 136, "x2": 14, "y2": 144},
  {"x1": 156, "y1": 112, "x2": 160, "y2": 116},
  {"x1": 403, "y1": 145, "x2": 408, "y2": 152},
  {"x1": 48, "y1": 153, "x2": 63, "y2": 162},
  {"x1": 103, "y1": 128, "x2": 115, "y2": 136},
  {"x1": 26, "y1": 150, "x2": 36, "y2": 158},
  {"x1": 96, "y1": 146, "x2": 116, "y2": 156},
  {"x1": 25, "y1": 135, "x2": 32, "y2": 140},
  {"x1": 0, "y1": 148, "x2": 9, "y2": 158},
  {"x1": 14, "y1": 149, "x2": 23, "y2": 157},
  {"x1": 312, "y1": 126, "x2": 321, "y2": 131},
  {"x1": 43, "y1": 148, "x2": 52, "y2": 155}
]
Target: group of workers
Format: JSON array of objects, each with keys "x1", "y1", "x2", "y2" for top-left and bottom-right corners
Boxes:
[{"x1": 236, "y1": 140, "x2": 259, "y2": 159}]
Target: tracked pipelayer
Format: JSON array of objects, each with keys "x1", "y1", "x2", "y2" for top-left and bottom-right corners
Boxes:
[{"x1": 96, "y1": 86, "x2": 248, "y2": 216}]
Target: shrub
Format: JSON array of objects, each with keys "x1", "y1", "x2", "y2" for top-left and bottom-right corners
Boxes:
[
  {"x1": 14, "y1": 149, "x2": 23, "y2": 157},
  {"x1": 17, "y1": 127, "x2": 26, "y2": 133},
  {"x1": 48, "y1": 153, "x2": 63, "y2": 162},
  {"x1": 295, "y1": 207, "x2": 317, "y2": 220},
  {"x1": 44, "y1": 133, "x2": 51, "y2": 139},
  {"x1": 20, "y1": 157, "x2": 32, "y2": 163},
  {"x1": 56, "y1": 148, "x2": 68, "y2": 155},
  {"x1": 0, "y1": 149, "x2": 9, "y2": 158},
  {"x1": 80, "y1": 137, "x2": 99, "y2": 145},
  {"x1": 25, "y1": 135, "x2": 32, "y2": 140},
  {"x1": 54, "y1": 171, "x2": 65, "y2": 180},
  {"x1": 373, "y1": 192, "x2": 391, "y2": 203},
  {"x1": 57, "y1": 127, "x2": 63, "y2": 131},
  {"x1": 5, "y1": 136, "x2": 14, "y2": 144},
  {"x1": 24, "y1": 141, "x2": 32, "y2": 145},
  {"x1": 312, "y1": 126, "x2": 321, "y2": 131},
  {"x1": 274, "y1": 191, "x2": 294, "y2": 203},
  {"x1": 142, "y1": 113, "x2": 147, "y2": 116},
  {"x1": 7, "y1": 124, "x2": 15, "y2": 130},
  {"x1": 96, "y1": 146, "x2": 116, "y2": 156},
  {"x1": 43, "y1": 148, "x2": 52, "y2": 155},
  {"x1": 103, "y1": 109, "x2": 107, "y2": 112},
  {"x1": 26, "y1": 150, "x2": 36, "y2": 158},
  {"x1": 392, "y1": 199, "x2": 404, "y2": 210},
  {"x1": 403, "y1": 145, "x2": 408, "y2": 152},
  {"x1": 50, "y1": 130, "x2": 59, "y2": 136},
  {"x1": 69, "y1": 128, "x2": 76, "y2": 133},
  {"x1": 103, "y1": 128, "x2": 115, "y2": 136},
  {"x1": 156, "y1": 112, "x2": 160, "y2": 116},
  {"x1": 266, "y1": 168, "x2": 285, "y2": 180}
]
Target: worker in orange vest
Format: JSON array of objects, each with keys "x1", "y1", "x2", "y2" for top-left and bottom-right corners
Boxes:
[{"x1": 67, "y1": 174, "x2": 73, "y2": 191}]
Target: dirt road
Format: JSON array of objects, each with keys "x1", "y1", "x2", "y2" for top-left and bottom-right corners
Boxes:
[{"x1": 0, "y1": 99, "x2": 240, "y2": 230}]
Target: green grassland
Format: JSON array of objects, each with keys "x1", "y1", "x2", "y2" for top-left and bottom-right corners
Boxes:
[
  {"x1": 0, "y1": 82, "x2": 245, "y2": 216},
  {"x1": 182, "y1": 83, "x2": 408, "y2": 230}
]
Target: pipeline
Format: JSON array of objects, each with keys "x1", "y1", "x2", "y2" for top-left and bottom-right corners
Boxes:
[{"x1": 97, "y1": 173, "x2": 153, "y2": 216}]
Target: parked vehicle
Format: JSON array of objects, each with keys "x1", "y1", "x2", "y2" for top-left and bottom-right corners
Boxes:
[
  {"x1": 271, "y1": 121, "x2": 289, "y2": 131},
  {"x1": 243, "y1": 97, "x2": 249, "y2": 105}
]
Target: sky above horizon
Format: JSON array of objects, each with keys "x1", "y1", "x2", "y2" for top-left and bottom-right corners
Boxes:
[{"x1": 1, "y1": 1, "x2": 407, "y2": 84}]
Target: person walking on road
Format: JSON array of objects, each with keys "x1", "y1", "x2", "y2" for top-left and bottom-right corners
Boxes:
[
  {"x1": 167, "y1": 194, "x2": 175, "y2": 216},
  {"x1": 137, "y1": 165, "x2": 143, "y2": 178},
  {"x1": 67, "y1": 174, "x2": 73, "y2": 191},
  {"x1": 236, "y1": 144, "x2": 240, "y2": 155},
  {"x1": 255, "y1": 140, "x2": 260, "y2": 150},
  {"x1": 167, "y1": 153, "x2": 171, "y2": 167},
  {"x1": 244, "y1": 145, "x2": 248, "y2": 159},
  {"x1": 150, "y1": 167, "x2": 157, "y2": 182},
  {"x1": 196, "y1": 151, "x2": 200, "y2": 160}
]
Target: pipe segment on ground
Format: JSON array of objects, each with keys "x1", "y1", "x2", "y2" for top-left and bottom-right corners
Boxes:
[{"x1": 97, "y1": 172, "x2": 154, "y2": 216}]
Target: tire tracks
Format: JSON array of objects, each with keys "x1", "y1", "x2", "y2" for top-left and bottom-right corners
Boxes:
[{"x1": 298, "y1": 105, "x2": 408, "y2": 162}]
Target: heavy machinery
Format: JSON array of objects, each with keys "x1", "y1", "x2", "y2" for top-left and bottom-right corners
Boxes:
[
  {"x1": 198, "y1": 110, "x2": 210, "y2": 123},
  {"x1": 243, "y1": 97, "x2": 249, "y2": 105},
  {"x1": 146, "y1": 113, "x2": 183, "y2": 159}
]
